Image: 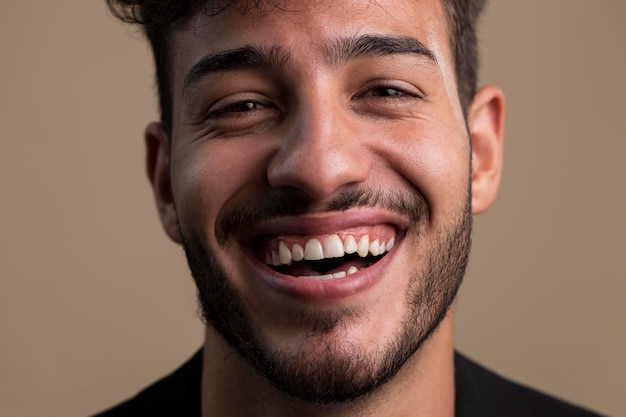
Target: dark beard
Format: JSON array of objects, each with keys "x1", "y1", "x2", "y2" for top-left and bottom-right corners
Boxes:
[{"x1": 179, "y1": 186, "x2": 471, "y2": 404}]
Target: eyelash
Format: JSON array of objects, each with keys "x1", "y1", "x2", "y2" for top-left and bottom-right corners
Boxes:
[
  {"x1": 359, "y1": 84, "x2": 424, "y2": 100},
  {"x1": 206, "y1": 99, "x2": 272, "y2": 119}
]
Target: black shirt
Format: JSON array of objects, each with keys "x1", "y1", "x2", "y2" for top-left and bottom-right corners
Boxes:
[{"x1": 94, "y1": 350, "x2": 604, "y2": 416}]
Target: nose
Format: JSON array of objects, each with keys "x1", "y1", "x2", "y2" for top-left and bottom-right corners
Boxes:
[{"x1": 266, "y1": 99, "x2": 371, "y2": 201}]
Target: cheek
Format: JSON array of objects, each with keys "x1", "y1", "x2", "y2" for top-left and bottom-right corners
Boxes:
[
  {"x1": 170, "y1": 140, "x2": 271, "y2": 240},
  {"x1": 380, "y1": 122, "x2": 471, "y2": 220},
  {"x1": 170, "y1": 149, "x2": 218, "y2": 237}
]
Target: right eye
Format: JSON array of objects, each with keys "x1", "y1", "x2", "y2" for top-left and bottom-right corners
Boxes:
[
  {"x1": 201, "y1": 94, "x2": 282, "y2": 137},
  {"x1": 216, "y1": 100, "x2": 267, "y2": 115},
  {"x1": 208, "y1": 99, "x2": 270, "y2": 118}
]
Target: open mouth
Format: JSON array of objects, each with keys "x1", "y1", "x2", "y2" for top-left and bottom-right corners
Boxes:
[{"x1": 257, "y1": 231, "x2": 397, "y2": 280}]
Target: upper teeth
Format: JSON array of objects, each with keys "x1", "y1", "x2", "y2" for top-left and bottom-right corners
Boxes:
[{"x1": 265, "y1": 234, "x2": 395, "y2": 266}]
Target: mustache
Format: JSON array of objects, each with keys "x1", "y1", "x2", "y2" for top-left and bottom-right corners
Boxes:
[{"x1": 215, "y1": 186, "x2": 430, "y2": 246}]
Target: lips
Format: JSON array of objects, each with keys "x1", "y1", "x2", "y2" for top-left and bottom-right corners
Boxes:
[{"x1": 236, "y1": 210, "x2": 407, "y2": 299}]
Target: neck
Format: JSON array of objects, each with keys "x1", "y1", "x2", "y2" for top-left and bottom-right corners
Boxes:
[{"x1": 201, "y1": 313, "x2": 456, "y2": 417}]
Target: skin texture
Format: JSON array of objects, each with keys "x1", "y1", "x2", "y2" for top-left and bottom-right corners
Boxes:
[{"x1": 145, "y1": 0, "x2": 505, "y2": 415}]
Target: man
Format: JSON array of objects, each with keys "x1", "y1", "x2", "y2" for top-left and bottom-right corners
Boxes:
[{"x1": 96, "y1": 0, "x2": 603, "y2": 416}]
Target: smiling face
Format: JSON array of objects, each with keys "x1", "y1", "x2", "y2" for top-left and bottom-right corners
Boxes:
[{"x1": 147, "y1": 0, "x2": 504, "y2": 404}]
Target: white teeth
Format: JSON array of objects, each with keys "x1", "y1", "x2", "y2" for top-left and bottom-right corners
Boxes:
[
  {"x1": 357, "y1": 235, "x2": 370, "y2": 257},
  {"x1": 271, "y1": 251, "x2": 280, "y2": 266},
  {"x1": 279, "y1": 241, "x2": 292, "y2": 265},
  {"x1": 304, "y1": 239, "x2": 324, "y2": 260},
  {"x1": 296, "y1": 267, "x2": 361, "y2": 280},
  {"x1": 369, "y1": 239, "x2": 381, "y2": 256},
  {"x1": 324, "y1": 234, "x2": 345, "y2": 258},
  {"x1": 265, "y1": 234, "x2": 397, "y2": 266},
  {"x1": 292, "y1": 243, "x2": 304, "y2": 261},
  {"x1": 343, "y1": 235, "x2": 357, "y2": 254}
]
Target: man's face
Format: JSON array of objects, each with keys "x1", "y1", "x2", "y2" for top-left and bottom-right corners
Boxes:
[{"x1": 155, "y1": 0, "x2": 491, "y2": 403}]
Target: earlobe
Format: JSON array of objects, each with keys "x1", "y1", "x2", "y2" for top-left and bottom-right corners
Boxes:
[
  {"x1": 145, "y1": 122, "x2": 181, "y2": 243},
  {"x1": 468, "y1": 85, "x2": 505, "y2": 214}
]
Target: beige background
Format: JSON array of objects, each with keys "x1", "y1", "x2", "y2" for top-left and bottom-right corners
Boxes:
[{"x1": 1, "y1": 1, "x2": 624, "y2": 416}]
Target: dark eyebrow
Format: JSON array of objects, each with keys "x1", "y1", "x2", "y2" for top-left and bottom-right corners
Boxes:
[
  {"x1": 183, "y1": 45, "x2": 290, "y2": 94},
  {"x1": 322, "y1": 34, "x2": 437, "y2": 66},
  {"x1": 182, "y1": 34, "x2": 435, "y2": 98}
]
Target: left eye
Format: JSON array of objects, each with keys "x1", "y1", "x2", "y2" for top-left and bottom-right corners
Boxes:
[
  {"x1": 359, "y1": 84, "x2": 423, "y2": 100},
  {"x1": 369, "y1": 87, "x2": 404, "y2": 97}
]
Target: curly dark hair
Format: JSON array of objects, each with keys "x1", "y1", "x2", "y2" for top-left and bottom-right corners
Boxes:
[{"x1": 107, "y1": 0, "x2": 487, "y2": 135}]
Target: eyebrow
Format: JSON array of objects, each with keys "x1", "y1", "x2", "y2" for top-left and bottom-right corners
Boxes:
[
  {"x1": 322, "y1": 34, "x2": 437, "y2": 67},
  {"x1": 182, "y1": 34, "x2": 437, "y2": 96},
  {"x1": 183, "y1": 45, "x2": 290, "y2": 93}
]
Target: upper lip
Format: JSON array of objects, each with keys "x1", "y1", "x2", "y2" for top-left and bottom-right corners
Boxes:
[{"x1": 237, "y1": 208, "x2": 410, "y2": 247}]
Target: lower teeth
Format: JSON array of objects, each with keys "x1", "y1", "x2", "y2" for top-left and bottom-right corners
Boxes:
[{"x1": 297, "y1": 266, "x2": 360, "y2": 280}]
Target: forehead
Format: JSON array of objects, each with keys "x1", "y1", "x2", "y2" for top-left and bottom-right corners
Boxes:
[
  {"x1": 168, "y1": 0, "x2": 457, "y2": 110},
  {"x1": 171, "y1": 0, "x2": 452, "y2": 65},
  {"x1": 183, "y1": 0, "x2": 449, "y2": 31}
]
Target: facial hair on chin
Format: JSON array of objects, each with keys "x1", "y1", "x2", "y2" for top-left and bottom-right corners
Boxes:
[{"x1": 178, "y1": 186, "x2": 472, "y2": 404}]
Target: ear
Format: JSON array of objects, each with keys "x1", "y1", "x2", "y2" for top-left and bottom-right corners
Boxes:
[
  {"x1": 468, "y1": 85, "x2": 505, "y2": 214},
  {"x1": 145, "y1": 122, "x2": 181, "y2": 243}
]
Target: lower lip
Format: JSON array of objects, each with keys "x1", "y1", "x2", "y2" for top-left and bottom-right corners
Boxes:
[{"x1": 242, "y1": 242, "x2": 399, "y2": 301}]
